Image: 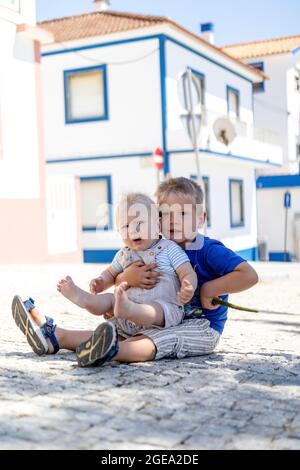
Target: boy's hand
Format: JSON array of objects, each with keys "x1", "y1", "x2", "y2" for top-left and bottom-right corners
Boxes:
[
  {"x1": 200, "y1": 282, "x2": 219, "y2": 310},
  {"x1": 89, "y1": 276, "x2": 105, "y2": 294},
  {"x1": 117, "y1": 261, "x2": 161, "y2": 289},
  {"x1": 178, "y1": 279, "x2": 195, "y2": 304}
]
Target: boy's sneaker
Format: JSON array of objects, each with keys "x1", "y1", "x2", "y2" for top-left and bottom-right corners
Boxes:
[{"x1": 76, "y1": 322, "x2": 119, "y2": 367}]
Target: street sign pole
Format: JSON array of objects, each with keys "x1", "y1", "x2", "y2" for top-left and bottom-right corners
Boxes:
[
  {"x1": 186, "y1": 68, "x2": 203, "y2": 187},
  {"x1": 284, "y1": 191, "x2": 291, "y2": 261}
]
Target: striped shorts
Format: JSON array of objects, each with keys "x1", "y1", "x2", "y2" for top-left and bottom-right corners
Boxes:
[{"x1": 112, "y1": 317, "x2": 221, "y2": 361}]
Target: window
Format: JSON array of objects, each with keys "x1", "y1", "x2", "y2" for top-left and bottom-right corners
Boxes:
[
  {"x1": 229, "y1": 179, "x2": 245, "y2": 228},
  {"x1": 64, "y1": 65, "x2": 108, "y2": 124},
  {"x1": 0, "y1": 0, "x2": 20, "y2": 11},
  {"x1": 249, "y1": 62, "x2": 265, "y2": 93},
  {"x1": 190, "y1": 69, "x2": 205, "y2": 109},
  {"x1": 80, "y1": 176, "x2": 112, "y2": 231},
  {"x1": 227, "y1": 86, "x2": 240, "y2": 119},
  {"x1": 191, "y1": 175, "x2": 211, "y2": 227}
]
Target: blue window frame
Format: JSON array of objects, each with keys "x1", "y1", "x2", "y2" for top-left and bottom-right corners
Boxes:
[
  {"x1": 64, "y1": 65, "x2": 109, "y2": 124},
  {"x1": 229, "y1": 179, "x2": 245, "y2": 228},
  {"x1": 249, "y1": 62, "x2": 265, "y2": 93},
  {"x1": 190, "y1": 68, "x2": 206, "y2": 106},
  {"x1": 80, "y1": 175, "x2": 113, "y2": 231},
  {"x1": 227, "y1": 86, "x2": 240, "y2": 119},
  {"x1": 191, "y1": 175, "x2": 211, "y2": 227}
]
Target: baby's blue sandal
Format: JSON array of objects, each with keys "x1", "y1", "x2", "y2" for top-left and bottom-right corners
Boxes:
[
  {"x1": 11, "y1": 295, "x2": 59, "y2": 355},
  {"x1": 76, "y1": 322, "x2": 119, "y2": 368}
]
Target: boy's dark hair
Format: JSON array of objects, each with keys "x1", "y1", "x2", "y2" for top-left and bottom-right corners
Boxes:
[{"x1": 155, "y1": 177, "x2": 204, "y2": 205}]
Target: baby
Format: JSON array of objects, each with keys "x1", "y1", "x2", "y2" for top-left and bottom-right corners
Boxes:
[{"x1": 57, "y1": 193, "x2": 197, "y2": 358}]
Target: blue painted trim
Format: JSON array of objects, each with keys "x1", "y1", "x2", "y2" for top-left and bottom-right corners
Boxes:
[
  {"x1": 159, "y1": 36, "x2": 169, "y2": 176},
  {"x1": 80, "y1": 175, "x2": 113, "y2": 231},
  {"x1": 83, "y1": 249, "x2": 119, "y2": 263},
  {"x1": 43, "y1": 34, "x2": 160, "y2": 57},
  {"x1": 229, "y1": 178, "x2": 245, "y2": 228},
  {"x1": 249, "y1": 62, "x2": 265, "y2": 93},
  {"x1": 64, "y1": 65, "x2": 109, "y2": 124},
  {"x1": 226, "y1": 85, "x2": 240, "y2": 118},
  {"x1": 269, "y1": 252, "x2": 292, "y2": 262},
  {"x1": 292, "y1": 45, "x2": 300, "y2": 55},
  {"x1": 46, "y1": 149, "x2": 281, "y2": 167},
  {"x1": 43, "y1": 32, "x2": 255, "y2": 84},
  {"x1": 236, "y1": 247, "x2": 258, "y2": 261},
  {"x1": 191, "y1": 174, "x2": 211, "y2": 227},
  {"x1": 170, "y1": 148, "x2": 281, "y2": 167},
  {"x1": 46, "y1": 152, "x2": 152, "y2": 164},
  {"x1": 257, "y1": 174, "x2": 300, "y2": 189},
  {"x1": 164, "y1": 35, "x2": 254, "y2": 84},
  {"x1": 200, "y1": 23, "x2": 214, "y2": 33}
]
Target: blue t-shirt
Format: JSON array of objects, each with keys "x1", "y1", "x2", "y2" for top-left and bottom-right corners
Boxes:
[{"x1": 184, "y1": 234, "x2": 245, "y2": 334}]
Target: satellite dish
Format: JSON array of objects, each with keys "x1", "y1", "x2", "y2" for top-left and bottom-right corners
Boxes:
[{"x1": 213, "y1": 118, "x2": 236, "y2": 146}]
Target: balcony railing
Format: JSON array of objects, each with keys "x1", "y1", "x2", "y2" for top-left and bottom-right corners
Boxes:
[{"x1": 201, "y1": 108, "x2": 281, "y2": 146}]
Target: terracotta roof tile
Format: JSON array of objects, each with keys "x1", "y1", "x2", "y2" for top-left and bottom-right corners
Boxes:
[
  {"x1": 223, "y1": 35, "x2": 300, "y2": 59},
  {"x1": 39, "y1": 10, "x2": 265, "y2": 81},
  {"x1": 38, "y1": 10, "x2": 168, "y2": 42}
]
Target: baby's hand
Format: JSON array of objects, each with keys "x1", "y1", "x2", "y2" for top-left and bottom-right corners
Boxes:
[
  {"x1": 89, "y1": 276, "x2": 104, "y2": 294},
  {"x1": 178, "y1": 279, "x2": 195, "y2": 304},
  {"x1": 103, "y1": 311, "x2": 114, "y2": 320}
]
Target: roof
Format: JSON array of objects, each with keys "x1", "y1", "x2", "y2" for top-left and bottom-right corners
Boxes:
[
  {"x1": 223, "y1": 34, "x2": 300, "y2": 60},
  {"x1": 38, "y1": 10, "x2": 265, "y2": 81}
]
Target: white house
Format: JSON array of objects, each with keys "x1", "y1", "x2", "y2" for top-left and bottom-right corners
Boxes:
[
  {"x1": 224, "y1": 35, "x2": 300, "y2": 261},
  {"x1": 0, "y1": 0, "x2": 82, "y2": 263},
  {"x1": 39, "y1": 4, "x2": 283, "y2": 263}
]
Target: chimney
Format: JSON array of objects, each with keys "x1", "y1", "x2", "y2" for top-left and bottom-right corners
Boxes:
[
  {"x1": 94, "y1": 0, "x2": 111, "y2": 12},
  {"x1": 200, "y1": 23, "x2": 215, "y2": 44}
]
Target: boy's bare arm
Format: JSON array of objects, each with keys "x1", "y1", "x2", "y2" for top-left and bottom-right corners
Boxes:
[
  {"x1": 176, "y1": 262, "x2": 198, "y2": 304},
  {"x1": 89, "y1": 267, "x2": 118, "y2": 294},
  {"x1": 115, "y1": 262, "x2": 161, "y2": 289},
  {"x1": 200, "y1": 261, "x2": 259, "y2": 310}
]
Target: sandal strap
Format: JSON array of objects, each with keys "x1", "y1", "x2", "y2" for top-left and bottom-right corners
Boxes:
[
  {"x1": 24, "y1": 297, "x2": 35, "y2": 312},
  {"x1": 40, "y1": 316, "x2": 60, "y2": 354}
]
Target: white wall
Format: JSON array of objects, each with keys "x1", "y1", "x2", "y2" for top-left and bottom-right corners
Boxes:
[
  {"x1": 47, "y1": 155, "x2": 159, "y2": 251},
  {"x1": 166, "y1": 39, "x2": 282, "y2": 165},
  {"x1": 42, "y1": 38, "x2": 162, "y2": 160},
  {"x1": 247, "y1": 53, "x2": 300, "y2": 167},
  {"x1": 257, "y1": 187, "x2": 300, "y2": 258},
  {"x1": 0, "y1": 11, "x2": 40, "y2": 199},
  {"x1": 0, "y1": 0, "x2": 36, "y2": 26}
]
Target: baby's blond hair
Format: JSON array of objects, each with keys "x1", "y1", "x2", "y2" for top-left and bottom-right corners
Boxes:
[{"x1": 116, "y1": 193, "x2": 159, "y2": 230}]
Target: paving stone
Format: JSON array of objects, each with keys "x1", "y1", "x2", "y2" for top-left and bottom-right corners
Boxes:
[{"x1": 0, "y1": 262, "x2": 300, "y2": 450}]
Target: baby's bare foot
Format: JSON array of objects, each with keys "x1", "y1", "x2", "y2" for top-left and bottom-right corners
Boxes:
[
  {"x1": 114, "y1": 282, "x2": 134, "y2": 320},
  {"x1": 57, "y1": 276, "x2": 90, "y2": 309}
]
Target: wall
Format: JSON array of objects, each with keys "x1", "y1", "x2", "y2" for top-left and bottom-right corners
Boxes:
[
  {"x1": 257, "y1": 186, "x2": 300, "y2": 259},
  {"x1": 42, "y1": 37, "x2": 162, "y2": 161}
]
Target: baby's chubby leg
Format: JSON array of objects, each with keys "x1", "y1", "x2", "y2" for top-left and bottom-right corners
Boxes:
[
  {"x1": 114, "y1": 282, "x2": 164, "y2": 327},
  {"x1": 57, "y1": 276, "x2": 114, "y2": 316}
]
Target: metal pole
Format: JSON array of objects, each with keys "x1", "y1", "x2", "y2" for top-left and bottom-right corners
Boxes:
[
  {"x1": 284, "y1": 205, "x2": 288, "y2": 261},
  {"x1": 186, "y1": 68, "x2": 203, "y2": 186},
  {"x1": 186, "y1": 68, "x2": 206, "y2": 233}
]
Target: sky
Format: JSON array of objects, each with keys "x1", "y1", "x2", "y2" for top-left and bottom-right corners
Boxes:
[{"x1": 36, "y1": 0, "x2": 300, "y2": 46}]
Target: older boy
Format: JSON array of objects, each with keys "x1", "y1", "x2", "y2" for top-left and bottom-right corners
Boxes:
[{"x1": 12, "y1": 178, "x2": 258, "y2": 366}]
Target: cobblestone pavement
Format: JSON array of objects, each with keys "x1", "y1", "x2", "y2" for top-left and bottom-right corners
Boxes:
[{"x1": 0, "y1": 262, "x2": 299, "y2": 450}]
